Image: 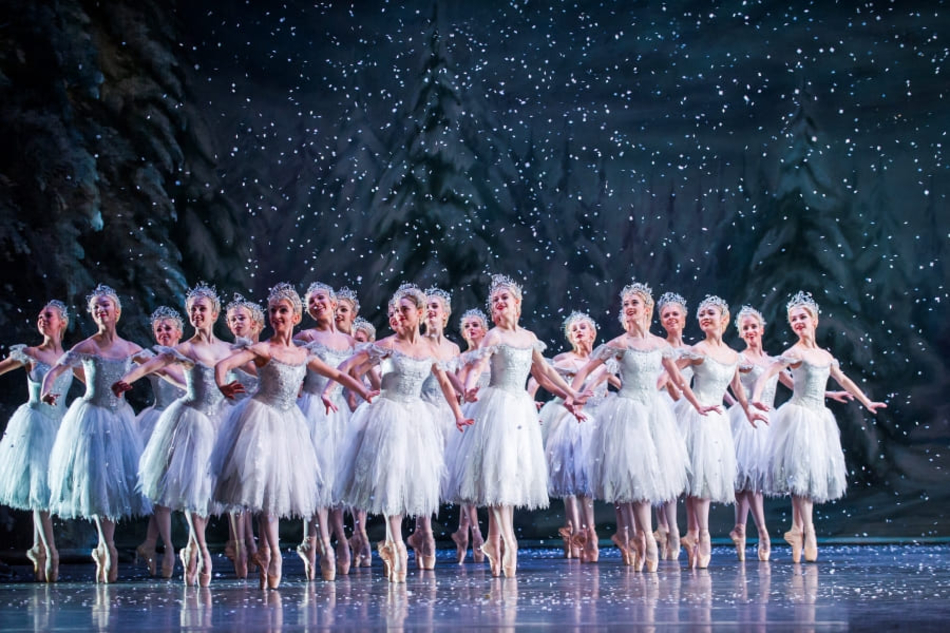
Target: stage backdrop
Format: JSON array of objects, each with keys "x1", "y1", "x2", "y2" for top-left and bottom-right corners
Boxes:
[{"x1": 0, "y1": 0, "x2": 946, "y2": 546}]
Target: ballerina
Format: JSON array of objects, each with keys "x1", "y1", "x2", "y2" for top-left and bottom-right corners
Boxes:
[
  {"x1": 294, "y1": 282, "x2": 359, "y2": 581},
  {"x1": 447, "y1": 308, "x2": 489, "y2": 564},
  {"x1": 347, "y1": 315, "x2": 377, "y2": 568},
  {"x1": 750, "y1": 291, "x2": 886, "y2": 563},
  {"x1": 352, "y1": 318, "x2": 376, "y2": 343},
  {"x1": 570, "y1": 283, "x2": 711, "y2": 572},
  {"x1": 132, "y1": 306, "x2": 186, "y2": 579},
  {"x1": 447, "y1": 274, "x2": 585, "y2": 577},
  {"x1": 213, "y1": 283, "x2": 376, "y2": 589},
  {"x1": 41, "y1": 285, "x2": 151, "y2": 583},
  {"x1": 672, "y1": 295, "x2": 765, "y2": 569},
  {"x1": 335, "y1": 287, "x2": 359, "y2": 335},
  {"x1": 654, "y1": 291, "x2": 691, "y2": 561},
  {"x1": 0, "y1": 300, "x2": 74, "y2": 582},
  {"x1": 333, "y1": 284, "x2": 471, "y2": 583},
  {"x1": 112, "y1": 283, "x2": 234, "y2": 587}
]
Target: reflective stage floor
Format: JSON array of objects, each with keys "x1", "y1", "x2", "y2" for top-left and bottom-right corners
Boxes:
[{"x1": 2, "y1": 544, "x2": 949, "y2": 631}]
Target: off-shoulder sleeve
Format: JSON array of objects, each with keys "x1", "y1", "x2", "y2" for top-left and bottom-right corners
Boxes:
[
  {"x1": 356, "y1": 342, "x2": 391, "y2": 365},
  {"x1": 59, "y1": 350, "x2": 87, "y2": 368},
  {"x1": 677, "y1": 348, "x2": 705, "y2": 362},
  {"x1": 774, "y1": 353, "x2": 801, "y2": 366},
  {"x1": 830, "y1": 357, "x2": 840, "y2": 368},
  {"x1": 153, "y1": 345, "x2": 196, "y2": 368},
  {"x1": 458, "y1": 345, "x2": 496, "y2": 367},
  {"x1": 660, "y1": 344, "x2": 677, "y2": 360},
  {"x1": 532, "y1": 340, "x2": 547, "y2": 354},
  {"x1": 138, "y1": 348, "x2": 157, "y2": 360},
  {"x1": 435, "y1": 356, "x2": 460, "y2": 372},
  {"x1": 230, "y1": 337, "x2": 254, "y2": 351},
  {"x1": 737, "y1": 353, "x2": 755, "y2": 372},
  {"x1": 6, "y1": 344, "x2": 32, "y2": 365},
  {"x1": 592, "y1": 344, "x2": 623, "y2": 362}
]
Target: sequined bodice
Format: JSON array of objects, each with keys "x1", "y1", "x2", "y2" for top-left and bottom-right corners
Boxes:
[
  {"x1": 691, "y1": 356, "x2": 737, "y2": 406},
  {"x1": 420, "y1": 372, "x2": 443, "y2": 404},
  {"x1": 230, "y1": 367, "x2": 259, "y2": 400},
  {"x1": 181, "y1": 363, "x2": 226, "y2": 416},
  {"x1": 488, "y1": 345, "x2": 534, "y2": 393},
  {"x1": 27, "y1": 359, "x2": 72, "y2": 419},
  {"x1": 253, "y1": 360, "x2": 307, "y2": 411},
  {"x1": 76, "y1": 354, "x2": 133, "y2": 411},
  {"x1": 379, "y1": 352, "x2": 433, "y2": 403},
  {"x1": 739, "y1": 363, "x2": 779, "y2": 408},
  {"x1": 146, "y1": 374, "x2": 185, "y2": 410},
  {"x1": 614, "y1": 347, "x2": 666, "y2": 404},
  {"x1": 788, "y1": 360, "x2": 831, "y2": 409},
  {"x1": 302, "y1": 344, "x2": 351, "y2": 395}
]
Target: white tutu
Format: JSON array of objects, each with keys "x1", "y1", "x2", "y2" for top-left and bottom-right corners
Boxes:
[
  {"x1": 136, "y1": 373, "x2": 184, "y2": 445},
  {"x1": 299, "y1": 388, "x2": 350, "y2": 506},
  {"x1": 542, "y1": 398, "x2": 593, "y2": 498},
  {"x1": 48, "y1": 353, "x2": 150, "y2": 519},
  {"x1": 729, "y1": 405, "x2": 774, "y2": 494}
]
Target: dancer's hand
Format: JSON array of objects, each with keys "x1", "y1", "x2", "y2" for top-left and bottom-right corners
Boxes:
[
  {"x1": 694, "y1": 404, "x2": 721, "y2": 417},
  {"x1": 752, "y1": 400, "x2": 770, "y2": 412},
  {"x1": 111, "y1": 380, "x2": 132, "y2": 398},
  {"x1": 322, "y1": 395, "x2": 339, "y2": 415},
  {"x1": 41, "y1": 392, "x2": 59, "y2": 406},
  {"x1": 827, "y1": 390, "x2": 854, "y2": 403},
  {"x1": 219, "y1": 381, "x2": 245, "y2": 400},
  {"x1": 463, "y1": 387, "x2": 480, "y2": 403},
  {"x1": 867, "y1": 401, "x2": 888, "y2": 414},
  {"x1": 455, "y1": 416, "x2": 474, "y2": 432}
]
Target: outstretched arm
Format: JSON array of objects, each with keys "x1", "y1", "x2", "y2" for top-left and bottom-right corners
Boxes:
[
  {"x1": 829, "y1": 364, "x2": 887, "y2": 413},
  {"x1": 111, "y1": 352, "x2": 178, "y2": 396}
]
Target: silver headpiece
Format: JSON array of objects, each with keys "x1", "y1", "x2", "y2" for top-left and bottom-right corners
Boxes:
[
  {"x1": 620, "y1": 281, "x2": 654, "y2": 308},
  {"x1": 735, "y1": 305, "x2": 766, "y2": 330},
  {"x1": 45, "y1": 300, "x2": 69, "y2": 325},
  {"x1": 786, "y1": 291, "x2": 820, "y2": 317},
  {"x1": 657, "y1": 292, "x2": 687, "y2": 313},
  {"x1": 336, "y1": 287, "x2": 360, "y2": 315},
  {"x1": 487, "y1": 274, "x2": 523, "y2": 312},
  {"x1": 563, "y1": 310, "x2": 597, "y2": 340},
  {"x1": 86, "y1": 284, "x2": 122, "y2": 312},
  {"x1": 268, "y1": 282, "x2": 303, "y2": 316},
  {"x1": 305, "y1": 282, "x2": 336, "y2": 303},
  {"x1": 425, "y1": 287, "x2": 452, "y2": 311},
  {"x1": 392, "y1": 283, "x2": 426, "y2": 308},
  {"x1": 149, "y1": 306, "x2": 184, "y2": 331},
  {"x1": 185, "y1": 282, "x2": 221, "y2": 314},
  {"x1": 459, "y1": 308, "x2": 488, "y2": 334},
  {"x1": 352, "y1": 317, "x2": 376, "y2": 341},
  {"x1": 697, "y1": 295, "x2": 729, "y2": 318},
  {"x1": 226, "y1": 293, "x2": 265, "y2": 327}
]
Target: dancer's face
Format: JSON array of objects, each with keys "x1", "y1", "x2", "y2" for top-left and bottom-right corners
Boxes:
[
  {"x1": 426, "y1": 298, "x2": 447, "y2": 330},
  {"x1": 387, "y1": 304, "x2": 399, "y2": 332},
  {"x1": 568, "y1": 319, "x2": 595, "y2": 348},
  {"x1": 788, "y1": 307, "x2": 817, "y2": 338},
  {"x1": 462, "y1": 317, "x2": 486, "y2": 346},
  {"x1": 227, "y1": 306, "x2": 257, "y2": 338},
  {"x1": 37, "y1": 305, "x2": 67, "y2": 338},
  {"x1": 152, "y1": 318, "x2": 182, "y2": 347},
  {"x1": 697, "y1": 305, "x2": 726, "y2": 336},
  {"x1": 740, "y1": 315, "x2": 763, "y2": 347},
  {"x1": 395, "y1": 297, "x2": 422, "y2": 334},
  {"x1": 621, "y1": 292, "x2": 649, "y2": 329},
  {"x1": 490, "y1": 288, "x2": 520, "y2": 322},
  {"x1": 660, "y1": 303, "x2": 686, "y2": 336},
  {"x1": 269, "y1": 298, "x2": 301, "y2": 333},
  {"x1": 307, "y1": 289, "x2": 336, "y2": 323},
  {"x1": 188, "y1": 296, "x2": 218, "y2": 330},
  {"x1": 354, "y1": 328, "x2": 372, "y2": 343},
  {"x1": 90, "y1": 295, "x2": 119, "y2": 328},
  {"x1": 336, "y1": 300, "x2": 356, "y2": 332}
]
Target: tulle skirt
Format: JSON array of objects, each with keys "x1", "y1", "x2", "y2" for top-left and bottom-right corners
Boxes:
[
  {"x1": 729, "y1": 405, "x2": 774, "y2": 494},
  {"x1": 674, "y1": 400, "x2": 737, "y2": 504},
  {"x1": 769, "y1": 401, "x2": 847, "y2": 503},
  {"x1": 48, "y1": 399, "x2": 150, "y2": 520},
  {"x1": 0, "y1": 404, "x2": 61, "y2": 511},
  {"x1": 135, "y1": 405, "x2": 166, "y2": 447},
  {"x1": 298, "y1": 390, "x2": 350, "y2": 507},
  {"x1": 213, "y1": 398, "x2": 324, "y2": 518},
  {"x1": 446, "y1": 386, "x2": 549, "y2": 510},
  {"x1": 338, "y1": 396, "x2": 444, "y2": 518},
  {"x1": 541, "y1": 398, "x2": 593, "y2": 498},
  {"x1": 138, "y1": 402, "x2": 222, "y2": 516}
]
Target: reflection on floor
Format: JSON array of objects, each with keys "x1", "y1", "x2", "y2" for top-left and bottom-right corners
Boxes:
[{"x1": 2, "y1": 545, "x2": 949, "y2": 631}]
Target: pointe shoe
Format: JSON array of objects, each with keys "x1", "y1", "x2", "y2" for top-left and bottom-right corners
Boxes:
[
  {"x1": 360, "y1": 535, "x2": 372, "y2": 567},
  {"x1": 45, "y1": 549, "x2": 59, "y2": 583},
  {"x1": 378, "y1": 540, "x2": 395, "y2": 581},
  {"x1": 645, "y1": 537, "x2": 659, "y2": 573},
  {"x1": 267, "y1": 550, "x2": 282, "y2": 589},
  {"x1": 198, "y1": 547, "x2": 212, "y2": 588},
  {"x1": 634, "y1": 535, "x2": 647, "y2": 573},
  {"x1": 502, "y1": 540, "x2": 518, "y2": 578},
  {"x1": 180, "y1": 544, "x2": 198, "y2": 586},
  {"x1": 558, "y1": 522, "x2": 574, "y2": 559},
  {"x1": 697, "y1": 530, "x2": 711, "y2": 569},
  {"x1": 320, "y1": 539, "x2": 337, "y2": 581},
  {"x1": 335, "y1": 538, "x2": 352, "y2": 576},
  {"x1": 653, "y1": 527, "x2": 668, "y2": 560},
  {"x1": 348, "y1": 534, "x2": 371, "y2": 568},
  {"x1": 471, "y1": 530, "x2": 486, "y2": 563},
  {"x1": 394, "y1": 542, "x2": 408, "y2": 583},
  {"x1": 296, "y1": 537, "x2": 317, "y2": 581},
  {"x1": 611, "y1": 532, "x2": 630, "y2": 566},
  {"x1": 136, "y1": 543, "x2": 158, "y2": 576},
  {"x1": 233, "y1": 540, "x2": 248, "y2": 579},
  {"x1": 480, "y1": 539, "x2": 502, "y2": 577},
  {"x1": 583, "y1": 529, "x2": 599, "y2": 563},
  {"x1": 451, "y1": 529, "x2": 469, "y2": 564},
  {"x1": 104, "y1": 544, "x2": 118, "y2": 583},
  {"x1": 666, "y1": 529, "x2": 681, "y2": 561},
  {"x1": 406, "y1": 530, "x2": 424, "y2": 570},
  {"x1": 681, "y1": 534, "x2": 699, "y2": 570},
  {"x1": 224, "y1": 539, "x2": 236, "y2": 562},
  {"x1": 784, "y1": 527, "x2": 803, "y2": 564},
  {"x1": 161, "y1": 548, "x2": 176, "y2": 578},
  {"x1": 729, "y1": 528, "x2": 747, "y2": 562},
  {"x1": 419, "y1": 535, "x2": 437, "y2": 570},
  {"x1": 758, "y1": 533, "x2": 771, "y2": 562},
  {"x1": 572, "y1": 530, "x2": 589, "y2": 563},
  {"x1": 27, "y1": 545, "x2": 47, "y2": 582},
  {"x1": 250, "y1": 549, "x2": 270, "y2": 590},
  {"x1": 91, "y1": 544, "x2": 106, "y2": 583},
  {"x1": 803, "y1": 527, "x2": 818, "y2": 563}
]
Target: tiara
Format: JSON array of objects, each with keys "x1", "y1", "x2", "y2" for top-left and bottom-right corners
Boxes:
[
  {"x1": 787, "y1": 291, "x2": 820, "y2": 316},
  {"x1": 425, "y1": 287, "x2": 452, "y2": 309},
  {"x1": 735, "y1": 305, "x2": 766, "y2": 330},
  {"x1": 45, "y1": 300, "x2": 69, "y2": 323},
  {"x1": 225, "y1": 293, "x2": 265, "y2": 326},
  {"x1": 268, "y1": 282, "x2": 303, "y2": 316},
  {"x1": 487, "y1": 274, "x2": 523, "y2": 312},
  {"x1": 352, "y1": 317, "x2": 376, "y2": 340},
  {"x1": 336, "y1": 287, "x2": 360, "y2": 314},
  {"x1": 620, "y1": 281, "x2": 654, "y2": 307},
  {"x1": 696, "y1": 295, "x2": 729, "y2": 318},
  {"x1": 305, "y1": 282, "x2": 336, "y2": 302},
  {"x1": 149, "y1": 306, "x2": 184, "y2": 330},
  {"x1": 563, "y1": 311, "x2": 597, "y2": 338},
  {"x1": 657, "y1": 292, "x2": 687, "y2": 313},
  {"x1": 393, "y1": 282, "x2": 426, "y2": 307},
  {"x1": 185, "y1": 282, "x2": 221, "y2": 313},
  {"x1": 86, "y1": 284, "x2": 122, "y2": 311},
  {"x1": 459, "y1": 308, "x2": 488, "y2": 333}
]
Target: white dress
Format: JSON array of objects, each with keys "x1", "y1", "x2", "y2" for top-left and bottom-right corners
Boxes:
[
  {"x1": 213, "y1": 357, "x2": 323, "y2": 517},
  {"x1": 297, "y1": 342, "x2": 352, "y2": 507},
  {"x1": 138, "y1": 348, "x2": 228, "y2": 517},
  {"x1": 729, "y1": 361, "x2": 778, "y2": 495},
  {"x1": 337, "y1": 345, "x2": 444, "y2": 518},
  {"x1": 0, "y1": 345, "x2": 73, "y2": 511},
  {"x1": 446, "y1": 343, "x2": 549, "y2": 510},
  {"x1": 541, "y1": 365, "x2": 597, "y2": 499},
  {"x1": 769, "y1": 358, "x2": 847, "y2": 503},
  {"x1": 587, "y1": 345, "x2": 688, "y2": 504},
  {"x1": 135, "y1": 348, "x2": 186, "y2": 445},
  {"x1": 48, "y1": 352, "x2": 150, "y2": 519},
  {"x1": 440, "y1": 351, "x2": 490, "y2": 503},
  {"x1": 672, "y1": 353, "x2": 739, "y2": 504}
]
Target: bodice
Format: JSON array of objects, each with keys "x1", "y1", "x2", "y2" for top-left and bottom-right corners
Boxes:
[
  {"x1": 64, "y1": 352, "x2": 133, "y2": 411},
  {"x1": 181, "y1": 363, "x2": 227, "y2": 417},
  {"x1": 252, "y1": 359, "x2": 307, "y2": 412},
  {"x1": 787, "y1": 359, "x2": 834, "y2": 409},
  {"x1": 230, "y1": 367, "x2": 259, "y2": 400},
  {"x1": 488, "y1": 344, "x2": 539, "y2": 393},
  {"x1": 739, "y1": 363, "x2": 779, "y2": 408},
  {"x1": 377, "y1": 351, "x2": 433, "y2": 404},
  {"x1": 10, "y1": 346, "x2": 73, "y2": 419},
  {"x1": 301, "y1": 343, "x2": 351, "y2": 395},
  {"x1": 420, "y1": 372, "x2": 443, "y2": 404},
  {"x1": 610, "y1": 347, "x2": 667, "y2": 404},
  {"x1": 690, "y1": 355, "x2": 738, "y2": 406},
  {"x1": 145, "y1": 374, "x2": 185, "y2": 410}
]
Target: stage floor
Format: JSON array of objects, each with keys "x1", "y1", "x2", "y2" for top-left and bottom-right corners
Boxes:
[{"x1": 2, "y1": 544, "x2": 948, "y2": 631}]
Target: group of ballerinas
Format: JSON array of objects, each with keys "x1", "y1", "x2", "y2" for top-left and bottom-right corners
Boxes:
[{"x1": 0, "y1": 274, "x2": 885, "y2": 590}]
